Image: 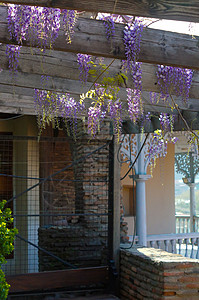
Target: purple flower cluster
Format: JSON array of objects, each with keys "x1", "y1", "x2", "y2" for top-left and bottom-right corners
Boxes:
[
  {"x1": 34, "y1": 89, "x2": 84, "y2": 132},
  {"x1": 7, "y1": 5, "x2": 78, "y2": 48},
  {"x1": 103, "y1": 15, "x2": 115, "y2": 40},
  {"x1": 123, "y1": 20, "x2": 143, "y2": 67},
  {"x1": 150, "y1": 92, "x2": 161, "y2": 104},
  {"x1": 6, "y1": 44, "x2": 21, "y2": 75},
  {"x1": 7, "y1": 5, "x2": 61, "y2": 48},
  {"x1": 62, "y1": 10, "x2": 77, "y2": 44},
  {"x1": 7, "y1": 5, "x2": 32, "y2": 44},
  {"x1": 77, "y1": 54, "x2": 92, "y2": 83},
  {"x1": 87, "y1": 84, "x2": 106, "y2": 137},
  {"x1": 108, "y1": 99, "x2": 122, "y2": 138},
  {"x1": 127, "y1": 88, "x2": 142, "y2": 123},
  {"x1": 148, "y1": 130, "x2": 178, "y2": 167},
  {"x1": 159, "y1": 113, "x2": 174, "y2": 132},
  {"x1": 148, "y1": 131, "x2": 167, "y2": 166},
  {"x1": 38, "y1": 7, "x2": 61, "y2": 49},
  {"x1": 87, "y1": 105, "x2": 103, "y2": 137},
  {"x1": 123, "y1": 21, "x2": 144, "y2": 122},
  {"x1": 157, "y1": 65, "x2": 193, "y2": 102}
]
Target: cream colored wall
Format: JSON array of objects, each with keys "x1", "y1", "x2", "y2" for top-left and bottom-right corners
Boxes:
[
  {"x1": 146, "y1": 143, "x2": 175, "y2": 234},
  {"x1": 121, "y1": 143, "x2": 175, "y2": 236}
]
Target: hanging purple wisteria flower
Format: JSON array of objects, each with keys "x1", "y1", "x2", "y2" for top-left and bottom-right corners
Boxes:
[
  {"x1": 38, "y1": 7, "x2": 61, "y2": 49},
  {"x1": 148, "y1": 130, "x2": 178, "y2": 167},
  {"x1": 159, "y1": 113, "x2": 175, "y2": 132},
  {"x1": 6, "y1": 45, "x2": 21, "y2": 75},
  {"x1": 108, "y1": 99, "x2": 122, "y2": 139},
  {"x1": 102, "y1": 15, "x2": 115, "y2": 40},
  {"x1": 127, "y1": 88, "x2": 142, "y2": 123},
  {"x1": 62, "y1": 9, "x2": 78, "y2": 44},
  {"x1": 34, "y1": 89, "x2": 84, "y2": 134},
  {"x1": 7, "y1": 4, "x2": 61, "y2": 49},
  {"x1": 157, "y1": 65, "x2": 193, "y2": 102},
  {"x1": 77, "y1": 54, "x2": 92, "y2": 83},
  {"x1": 123, "y1": 20, "x2": 144, "y2": 67},
  {"x1": 87, "y1": 105, "x2": 103, "y2": 137},
  {"x1": 7, "y1": 4, "x2": 32, "y2": 44}
]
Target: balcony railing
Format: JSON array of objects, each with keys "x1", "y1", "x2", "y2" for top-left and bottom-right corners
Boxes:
[
  {"x1": 129, "y1": 232, "x2": 199, "y2": 259},
  {"x1": 147, "y1": 233, "x2": 199, "y2": 259},
  {"x1": 176, "y1": 215, "x2": 199, "y2": 233}
]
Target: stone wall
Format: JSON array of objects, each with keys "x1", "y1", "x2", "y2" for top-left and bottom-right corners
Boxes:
[{"x1": 120, "y1": 247, "x2": 199, "y2": 299}]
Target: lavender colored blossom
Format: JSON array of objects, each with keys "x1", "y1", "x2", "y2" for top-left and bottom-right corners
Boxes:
[
  {"x1": 62, "y1": 10, "x2": 77, "y2": 44},
  {"x1": 123, "y1": 20, "x2": 143, "y2": 67},
  {"x1": 87, "y1": 105, "x2": 103, "y2": 137},
  {"x1": 6, "y1": 44, "x2": 21, "y2": 75},
  {"x1": 108, "y1": 99, "x2": 122, "y2": 138},
  {"x1": 159, "y1": 113, "x2": 175, "y2": 132},
  {"x1": 127, "y1": 88, "x2": 142, "y2": 123},
  {"x1": 7, "y1": 4, "x2": 61, "y2": 49},
  {"x1": 157, "y1": 65, "x2": 193, "y2": 102},
  {"x1": 148, "y1": 130, "x2": 178, "y2": 167},
  {"x1": 34, "y1": 89, "x2": 84, "y2": 133},
  {"x1": 103, "y1": 16, "x2": 115, "y2": 40},
  {"x1": 77, "y1": 54, "x2": 92, "y2": 83}
]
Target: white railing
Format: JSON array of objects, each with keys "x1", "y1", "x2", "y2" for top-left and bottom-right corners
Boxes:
[
  {"x1": 147, "y1": 233, "x2": 199, "y2": 259},
  {"x1": 176, "y1": 215, "x2": 199, "y2": 233},
  {"x1": 129, "y1": 233, "x2": 199, "y2": 259}
]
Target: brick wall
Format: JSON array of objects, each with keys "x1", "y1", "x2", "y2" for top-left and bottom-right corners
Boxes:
[
  {"x1": 38, "y1": 225, "x2": 108, "y2": 271},
  {"x1": 120, "y1": 247, "x2": 199, "y2": 299}
]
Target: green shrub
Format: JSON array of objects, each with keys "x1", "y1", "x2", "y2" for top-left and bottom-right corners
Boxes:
[{"x1": 0, "y1": 200, "x2": 17, "y2": 300}]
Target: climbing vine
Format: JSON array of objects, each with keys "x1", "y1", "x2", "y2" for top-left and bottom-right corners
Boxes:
[{"x1": 4, "y1": 4, "x2": 196, "y2": 158}]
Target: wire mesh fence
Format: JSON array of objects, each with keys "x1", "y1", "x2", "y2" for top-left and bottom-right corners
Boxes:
[{"x1": 1, "y1": 132, "x2": 113, "y2": 275}]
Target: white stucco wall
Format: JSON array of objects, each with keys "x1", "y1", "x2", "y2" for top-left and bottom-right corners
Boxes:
[{"x1": 121, "y1": 143, "x2": 175, "y2": 236}]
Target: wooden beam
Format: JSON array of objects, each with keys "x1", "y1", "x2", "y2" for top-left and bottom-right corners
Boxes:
[
  {"x1": 6, "y1": 266, "x2": 109, "y2": 293},
  {"x1": 0, "y1": 7, "x2": 199, "y2": 70},
  {"x1": 0, "y1": 44, "x2": 199, "y2": 102},
  {"x1": 2, "y1": 1, "x2": 199, "y2": 23},
  {"x1": 1, "y1": 68, "x2": 199, "y2": 114},
  {"x1": 0, "y1": 86, "x2": 198, "y2": 133}
]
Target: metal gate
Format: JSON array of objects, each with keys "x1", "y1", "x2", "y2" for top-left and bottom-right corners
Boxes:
[{"x1": 0, "y1": 132, "x2": 114, "y2": 292}]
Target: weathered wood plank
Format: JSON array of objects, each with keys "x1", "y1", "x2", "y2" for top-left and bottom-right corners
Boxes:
[
  {"x1": 2, "y1": 0, "x2": 199, "y2": 23},
  {"x1": 0, "y1": 87, "x2": 198, "y2": 133},
  {"x1": 6, "y1": 266, "x2": 109, "y2": 293},
  {"x1": 0, "y1": 6, "x2": 199, "y2": 70},
  {"x1": 0, "y1": 44, "x2": 199, "y2": 102},
  {"x1": 0, "y1": 79, "x2": 198, "y2": 120},
  {"x1": 1, "y1": 68, "x2": 199, "y2": 114}
]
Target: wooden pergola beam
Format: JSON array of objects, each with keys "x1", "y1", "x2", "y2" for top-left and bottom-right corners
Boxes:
[
  {"x1": 0, "y1": 68, "x2": 199, "y2": 116},
  {"x1": 0, "y1": 44, "x2": 199, "y2": 102},
  {"x1": 0, "y1": 7, "x2": 199, "y2": 70},
  {"x1": 2, "y1": 0, "x2": 199, "y2": 23}
]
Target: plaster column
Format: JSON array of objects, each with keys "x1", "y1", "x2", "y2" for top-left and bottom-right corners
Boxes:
[
  {"x1": 187, "y1": 183, "x2": 197, "y2": 232},
  {"x1": 131, "y1": 174, "x2": 151, "y2": 246}
]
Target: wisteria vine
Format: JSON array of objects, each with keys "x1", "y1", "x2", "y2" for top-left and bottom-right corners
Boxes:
[{"x1": 5, "y1": 6, "x2": 195, "y2": 162}]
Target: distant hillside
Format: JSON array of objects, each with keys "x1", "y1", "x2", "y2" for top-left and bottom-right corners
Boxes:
[{"x1": 175, "y1": 169, "x2": 199, "y2": 215}]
